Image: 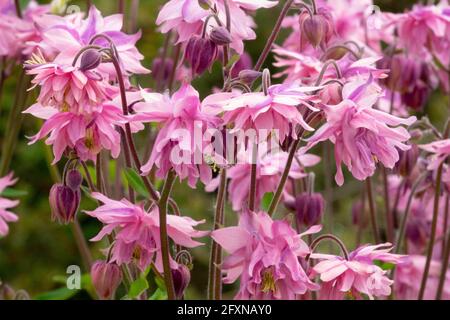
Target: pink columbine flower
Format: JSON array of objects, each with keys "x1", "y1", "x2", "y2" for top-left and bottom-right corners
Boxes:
[
  {"x1": 35, "y1": 6, "x2": 149, "y2": 77},
  {"x1": 85, "y1": 193, "x2": 208, "y2": 272},
  {"x1": 305, "y1": 78, "x2": 417, "y2": 186},
  {"x1": 24, "y1": 103, "x2": 124, "y2": 163},
  {"x1": 0, "y1": 173, "x2": 19, "y2": 237},
  {"x1": 311, "y1": 243, "x2": 408, "y2": 300},
  {"x1": 206, "y1": 150, "x2": 321, "y2": 211},
  {"x1": 212, "y1": 210, "x2": 320, "y2": 300},
  {"x1": 132, "y1": 84, "x2": 221, "y2": 188},
  {"x1": 156, "y1": 0, "x2": 278, "y2": 54},
  {"x1": 26, "y1": 61, "x2": 109, "y2": 115},
  {"x1": 420, "y1": 139, "x2": 450, "y2": 171},
  {"x1": 204, "y1": 84, "x2": 320, "y2": 143}
]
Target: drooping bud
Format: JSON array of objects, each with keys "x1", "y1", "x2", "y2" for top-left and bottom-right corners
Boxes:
[
  {"x1": 79, "y1": 49, "x2": 102, "y2": 72},
  {"x1": 185, "y1": 35, "x2": 218, "y2": 76},
  {"x1": 91, "y1": 261, "x2": 122, "y2": 300},
  {"x1": 401, "y1": 83, "x2": 430, "y2": 112},
  {"x1": 210, "y1": 26, "x2": 232, "y2": 46},
  {"x1": 198, "y1": 0, "x2": 211, "y2": 9},
  {"x1": 319, "y1": 82, "x2": 343, "y2": 105},
  {"x1": 49, "y1": 184, "x2": 81, "y2": 224},
  {"x1": 172, "y1": 264, "x2": 191, "y2": 299},
  {"x1": 238, "y1": 69, "x2": 262, "y2": 84},
  {"x1": 395, "y1": 144, "x2": 419, "y2": 177},
  {"x1": 66, "y1": 169, "x2": 83, "y2": 191},
  {"x1": 151, "y1": 57, "x2": 174, "y2": 83},
  {"x1": 406, "y1": 219, "x2": 428, "y2": 250},
  {"x1": 302, "y1": 15, "x2": 326, "y2": 48},
  {"x1": 323, "y1": 46, "x2": 349, "y2": 61},
  {"x1": 230, "y1": 52, "x2": 253, "y2": 78},
  {"x1": 295, "y1": 193, "x2": 325, "y2": 227},
  {"x1": 351, "y1": 199, "x2": 368, "y2": 228}
]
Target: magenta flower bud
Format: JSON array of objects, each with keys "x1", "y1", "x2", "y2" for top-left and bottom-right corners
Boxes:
[
  {"x1": 172, "y1": 264, "x2": 191, "y2": 299},
  {"x1": 401, "y1": 83, "x2": 430, "y2": 111},
  {"x1": 151, "y1": 57, "x2": 174, "y2": 82},
  {"x1": 406, "y1": 220, "x2": 428, "y2": 250},
  {"x1": 79, "y1": 49, "x2": 102, "y2": 72},
  {"x1": 395, "y1": 144, "x2": 419, "y2": 177},
  {"x1": 295, "y1": 193, "x2": 325, "y2": 227},
  {"x1": 66, "y1": 169, "x2": 83, "y2": 191},
  {"x1": 238, "y1": 69, "x2": 262, "y2": 84},
  {"x1": 302, "y1": 15, "x2": 326, "y2": 48},
  {"x1": 210, "y1": 26, "x2": 232, "y2": 46},
  {"x1": 49, "y1": 184, "x2": 80, "y2": 224},
  {"x1": 91, "y1": 261, "x2": 122, "y2": 300},
  {"x1": 185, "y1": 35, "x2": 218, "y2": 75},
  {"x1": 352, "y1": 200, "x2": 367, "y2": 227},
  {"x1": 230, "y1": 52, "x2": 253, "y2": 78}
]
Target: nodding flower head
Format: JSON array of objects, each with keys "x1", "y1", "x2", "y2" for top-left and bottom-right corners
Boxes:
[
  {"x1": 49, "y1": 183, "x2": 81, "y2": 225},
  {"x1": 185, "y1": 35, "x2": 218, "y2": 76},
  {"x1": 91, "y1": 261, "x2": 123, "y2": 300},
  {"x1": 79, "y1": 49, "x2": 103, "y2": 72}
]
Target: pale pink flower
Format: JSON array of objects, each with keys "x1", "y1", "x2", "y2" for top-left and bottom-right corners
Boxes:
[
  {"x1": 0, "y1": 173, "x2": 19, "y2": 237},
  {"x1": 206, "y1": 150, "x2": 321, "y2": 211},
  {"x1": 204, "y1": 84, "x2": 320, "y2": 143},
  {"x1": 420, "y1": 139, "x2": 450, "y2": 171},
  {"x1": 212, "y1": 210, "x2": 320, "y2": 300},
  {"x1": 311, "y1": 243, "x2": 407, "y2": 300},
  {"x1": 395, "y1": 255, "x2": 450, "y2": 300},
  {"x1": 305, "y1": 78, "x2": 416, "y2": 185},
  {"x1": 35, "y1": 6, "x2": 149, "y2": 77},
  {"x1": 132, "y1": 84, "x2": 221, "y2": 188},
  {"x1": 156, "y1": 0, "x2": 278, "y2": 54},
  {"x1": 26, "y1": 62, "x2": 109, "y2": 115},
  {"x1": 85, "y1": 192, "x2": 208, "y2": 271},
  {"x1": 24, "y1": 103, "x2": 124, "y2": 163}
]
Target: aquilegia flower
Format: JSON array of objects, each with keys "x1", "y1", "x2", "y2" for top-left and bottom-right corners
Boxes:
[
  {"x1": 212, "y1": 210, "x2": 320, "y2": 300},
  {"x1": 204, "y1": 84, "x2": 320, "y2": 143},
  {"x1": 0, "y1": 173, "x2": 19, "y2": 238},
  {"x1": 305, "y1": 77, "x2": 417, "y2": 185},
  {"x1": 133, "y1": 84, "x2": 221, "y2": 188},
  {"x1": 85, "y1": 193, "x2": 208, "y2": 272},
  {"x1": 420, "y1": 139, "x2": 450, "y2": 171},
  {"x1": 311, "y1": 243, "x2": 407, "y2": 300}
]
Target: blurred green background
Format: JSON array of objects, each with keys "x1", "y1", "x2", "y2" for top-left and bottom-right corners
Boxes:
[{"x1": 0, "y1": 0, "x2": 442, "y2": 300}]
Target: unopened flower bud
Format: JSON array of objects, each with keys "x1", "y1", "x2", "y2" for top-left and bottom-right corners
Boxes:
[
  {"x1": 352, "y1": 200, "x2": 368, "y2": 227},
  {"x1": 302, "y1": 15, "x2": 326, "y2": 48},
  {"x1": 91, "y1": 261, "x2": 122, "y2": 300},
  {"x1": 401, "y1": 83, "x2": 430, "y2": 112},
  {"x1": 79, "y1": 49, "x2": 102, "y2": 72},
  {"x1": 198, "y1": 0, "x2": 211, "y2": 9},
  {"x1": 295, "y1": 193, "x2": 325, "y2": 227},
  {"x1": 395, "y1": 144, "x2": 419, "y2": 177},
  {"x1": 319, "y1": 82, "x2": 343, "y2": 105},
  {"x1": 185, "y1": 35, "x2": 218, "y2": 76},
  {"x1": 323, "y1": 46, "x2": 348, "y2": 61},
  {"x1": 210, "y1": 27, "x2": 232, "y2": 46},
  {"x1": 406, "y1": 220, "x2": 427, "y2": 250},
  {"x1": 49, "y1": 184, "x2": 81, "y2": 224},
  {"x1": 238, "y1": 69, "x2": 262, "y2": 84},
  {"x1": 66, "y1": 169, "x2": 83, "y2": 191},
  {"x1": 151, "y1": 57, "x2": 174, "y2": 82},
  {"x1": 172, "y1": 264, "x2": 191, "y2": 299}
]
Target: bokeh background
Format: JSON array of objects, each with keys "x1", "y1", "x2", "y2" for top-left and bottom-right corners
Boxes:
[{"x1": 0, "y1": 0, "x2": 445, "y2": 300}]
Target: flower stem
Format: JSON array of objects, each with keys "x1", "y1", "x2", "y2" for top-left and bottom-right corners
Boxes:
[
  {"x1": 208, "y1": 169, "x2": 227, "y2": 300},
  {"x1": 436, "y1": 229, "x2": 450, "y2": 300},
  {"x1": 254, "y1": 0, "x2": 295, "y2": 71},
  {"x1": 366, "y1": 177, "x2": 380, "y2": 243},
  {"x1": 382, "y1": 167, "x2": 394, "y2": 243},
  {"x1": 14, "y1": 0, "x2": 22, "y2": 18},
  {"x1": 418, "y1": 162, "x2": 444, "y2": 300},
  {"x1": 309, "y1": 234, "x2": 349, "y2": 261},
  {"x1": 158, "y1": 171, "x2": 177, "y2": 300},
  {"x1": 249, "y1": 147, "x2": 258, "y2": 211}
]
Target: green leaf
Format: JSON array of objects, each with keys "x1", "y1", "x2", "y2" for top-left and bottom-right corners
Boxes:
[
  {"x1": 0, "y1": 188, "x2": 28, "y2": 198},
  {"x1": 124, "y1": 169, "x2": 150, "y2": 198},
  {"x1": 128, "y1": 277, "x2": 149, "y2": 299},
  {"x1": 149, "y1": 288, "x2": 167, "y2": 300},
  {"x1": 261, "y1": 193, "x2": 274, "y2": 211},
  {"x1": 154, "y1": 275, "x2": 167, "y2": 291},
  {"x1": 35, "y1": 287, "x2": 79, "y2": 300},
  {"x1": 374, "y1": 260, "x2": 395, "y2": 271}
]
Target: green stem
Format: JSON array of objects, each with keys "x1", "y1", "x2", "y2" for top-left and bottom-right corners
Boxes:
[
  {"x1": 436, "y1": 229, "x2": 450, "y2": 300},
  {"x1": 158, "y1": 171, "x2": 177, "y2": 300},
  {"x1": 208, "y1": 169, "x2": 227, "y2": 300},
  {"x1": 382, "y1": 167, "x2": 394, "y2": 243},
  {"x1": 418, "y1": 162, "x2": 444, "y2": 300},
  {"x1": 366, "y1": 177, "x2": 380, "y2": 243}
]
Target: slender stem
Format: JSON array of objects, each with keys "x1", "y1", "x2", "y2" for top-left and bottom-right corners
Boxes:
[
  {"x1": 128, "y1": 0, "x2": 140, "y2": 33},
  {"x1": 14, "y1": 0, "x2": 22, "y2": 18},
  {"x1": 158, "y1": 171, "x2": 177, "y2": 300},
  {"x1": 395, "y1": 173, "x2": 427, "y2": 254},
  {"x1": 418, "y1": 162, "x2": 444, "y2": 300},
  {"x1": 155, "y1": 33, "x2": 172, "y2": 92},
  {"x1": 249, "y1": 146, "x2": 258, "y2": 211},
  {"x1": 208, "y1": 169, "x2": 227, "y2": 300},
  {"x1": 366, "y1": 177, "x2": 380, "y2": 243},
  {"x1": 118, "y1": 0, "x2": 125, "y2": 14},
  {"x1": 382, "y1": 167, "x2": 394, "y2": 243},
  {"x1": 71, "y1": 221, "x2": 93, "y2": 270},
  {"x1": 443, "y1": 195, "x2": 449, "y2": 257},
  {"x1": 0, "y1": 70, "x2": 29, "y2": 176},
  {"x1": 168, "y1": 45, "x2": 181, "y2": 94},
  {"x1": 267, "y1": 112, "x2": 321, "y2": 216},
  {"x1": 254, "y1": 0, "x2": 295, "y2": 71},
  {"x1": 324, "y1": 142, "x2": 334, "y2": 237},
  {"x1": 309, "y1": 234, "x2": 349, "y2": 261},
  {"x1": 436, "y1": 229, "x2": 450, "y2": 300},
  {"x1": 0, "y1": 57, "x2": 6, "y2": 116},
  {"x1": 314, "y1": 60, "x2": 343, "y2": 86}
]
